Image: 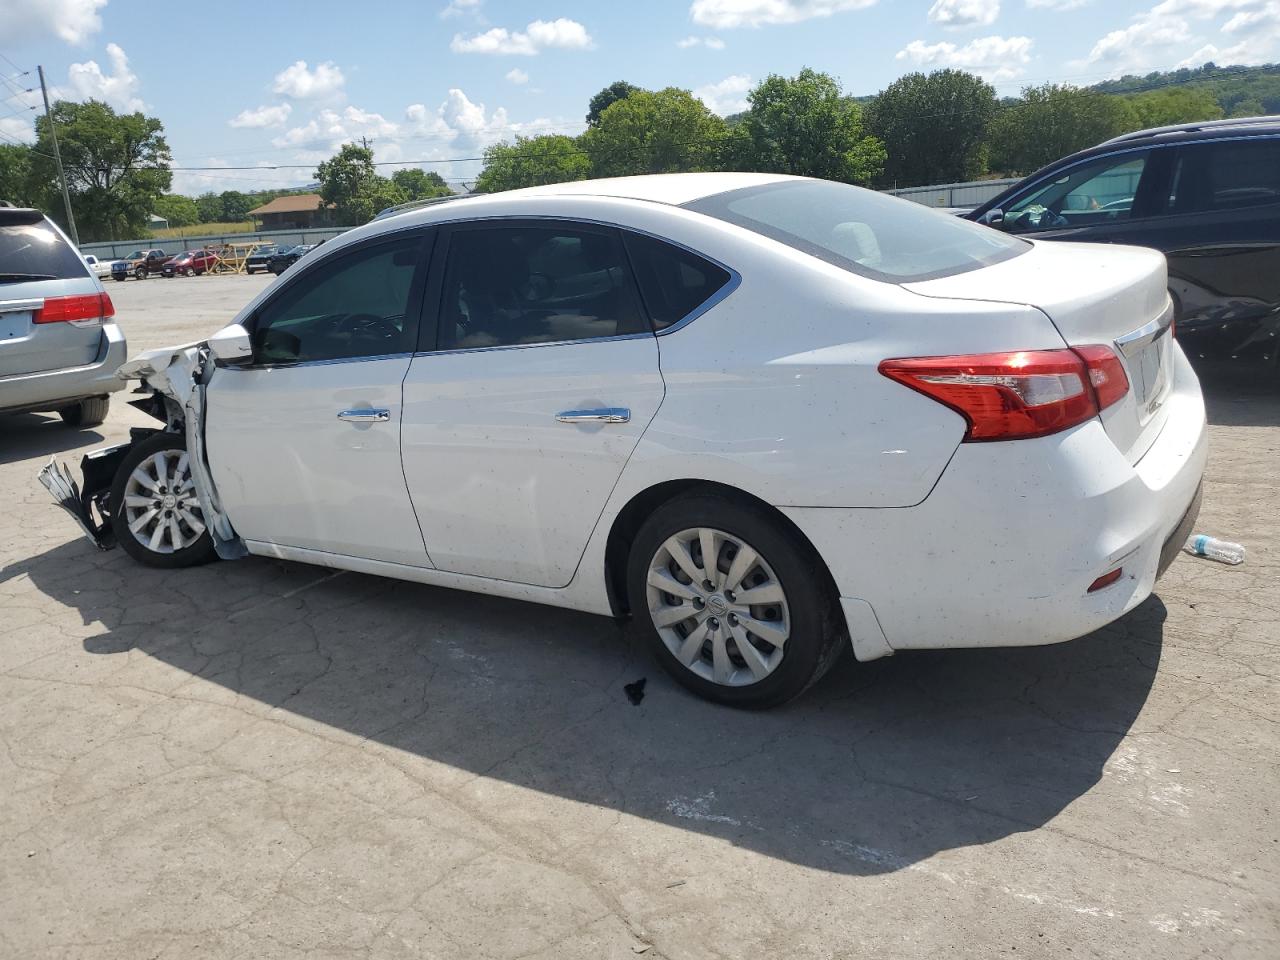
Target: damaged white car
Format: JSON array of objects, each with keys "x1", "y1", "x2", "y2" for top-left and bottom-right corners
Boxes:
[{"x1": 40, "y1": 173, "x2": 1207, "y2": 708}]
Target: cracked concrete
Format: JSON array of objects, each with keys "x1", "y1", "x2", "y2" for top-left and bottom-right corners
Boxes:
[{"x1": 1, "y1": 276, "x2": 1277, "y2": 958}]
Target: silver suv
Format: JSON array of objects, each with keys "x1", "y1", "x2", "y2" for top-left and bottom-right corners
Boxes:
[{"x1": 0, "y1": 208, "x2": 126, "y2": 427}]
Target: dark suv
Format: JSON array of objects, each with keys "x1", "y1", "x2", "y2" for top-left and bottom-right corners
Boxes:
[{"x1": 967, "y1": 116, "x2": 1280, "y2": 366}]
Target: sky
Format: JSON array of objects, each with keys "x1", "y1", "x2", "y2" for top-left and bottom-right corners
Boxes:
[{"x1": 1, "y1": 0, "x2": 1277, "y2": 194}]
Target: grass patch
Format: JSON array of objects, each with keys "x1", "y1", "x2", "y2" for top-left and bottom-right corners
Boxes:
[{"x1": 151, "y1": 221, "x2": 255, "y2": 240}]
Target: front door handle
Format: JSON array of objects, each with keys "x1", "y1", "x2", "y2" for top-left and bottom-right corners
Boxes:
[
  {"x1": 337, "y1": 408, "x2": 390, "y2": 423},
  {"x1": 555, "y1": 407, "x2": 630, "y2": 424}
]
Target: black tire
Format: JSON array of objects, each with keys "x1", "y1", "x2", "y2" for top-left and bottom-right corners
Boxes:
[
  {"x1": 626, "y1": 492, "x2": 845, "y2": 709},
  {"x1": 109, "y1": 432, "x2": 217, "y2": 569},
  {"x1": 113, "y1": 275, "x2": 125, "y2": 282},
  {"x1": 58, "y1": 396, "x2": 110, "y2": 427},
  {"x1": 134, "y1": 266, "x2": 146, "y2": 280}
]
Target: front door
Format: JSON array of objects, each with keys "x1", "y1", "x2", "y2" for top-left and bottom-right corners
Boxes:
[
  {"x1": 205, "y1": 231, "x2": 434, "y2": 566},
  {"x1": 401, "y1": 220, "x2": 665, "y2": 588}
]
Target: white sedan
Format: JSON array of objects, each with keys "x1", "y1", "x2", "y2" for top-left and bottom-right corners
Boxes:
[{"x1": 41, "y1": 173, "x2": 1207, "y2": 708}]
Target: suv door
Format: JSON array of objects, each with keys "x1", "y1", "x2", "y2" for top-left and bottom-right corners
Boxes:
[
  {"x1": 400, "y1": 219, "x2": 664, "y2": 587},
  {"x1": 204, "y1": 231, "x2": 435, "y2": 565}
]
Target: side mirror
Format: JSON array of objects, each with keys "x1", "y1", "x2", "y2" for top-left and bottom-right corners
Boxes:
[
  {"x1": 208, "y1": 323, "x2": 253, "y2": 365},
  {"x1": 979, "y1": 208, "x2": 1006, "y2": 228}
]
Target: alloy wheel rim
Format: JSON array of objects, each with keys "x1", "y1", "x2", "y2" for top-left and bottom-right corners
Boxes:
[
  {"x1": 646, "y1": 526, "x2": 790, "y2": 687},
  {"x1": 121, "y1": 450, "x2": 206, "y2": 554}
]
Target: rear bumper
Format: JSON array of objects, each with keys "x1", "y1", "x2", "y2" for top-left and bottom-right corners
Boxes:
[
  {"x1": 0, "y1": 322, "x2": 127, "y2": 415},
  {"x1": 786, "y1": 345, "x2": 1209, "y2": 658}
]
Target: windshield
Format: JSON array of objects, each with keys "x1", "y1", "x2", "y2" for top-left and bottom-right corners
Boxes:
[
  {"x1": 685, "y1": 179, "x2": 1028, "y2": 283},
  {"x1": 0, "y1": 220, "x2": 91, "y2": 282}
]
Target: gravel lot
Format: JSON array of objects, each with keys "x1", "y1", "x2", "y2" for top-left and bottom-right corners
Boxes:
[{"x1": 2, "y1": 272, "x2": 1277, "y2": 959}]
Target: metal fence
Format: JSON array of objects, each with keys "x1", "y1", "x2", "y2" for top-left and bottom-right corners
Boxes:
[
  {"x1": 886, "y1": 178, "x2": 1021, "y2": 209},
  {"x1": 79, "y1": 226, "x2": 349, "y2": 261}
]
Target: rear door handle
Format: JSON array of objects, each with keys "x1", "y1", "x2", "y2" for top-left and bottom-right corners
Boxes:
[
  {"x1": 556, "y1": 407, "x2": 630, "y2": 424},
  {"x1": 337, "y1": 408, "x2": 390, "y2": 422}
]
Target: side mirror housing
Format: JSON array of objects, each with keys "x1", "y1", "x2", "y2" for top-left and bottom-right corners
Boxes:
[
  {"x1": 208, "y1": 323, "x2": 253, "y2": 365},
  {"x1": 979, "y1": 208, "x2": 1006, "y2": 228}
]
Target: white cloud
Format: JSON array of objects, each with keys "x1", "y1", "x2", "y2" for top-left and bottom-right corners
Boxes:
[
  {"x1": 505, "y1": 68, "x2": 529, "y2": 84},
  {"x1": 272, "y1": 105, "x2": 399, "y2": 149},
  {"x1": 678, "y1": 35, "x2": 727, "y2": 48},
  {"x1": 1026, "y1": 0, "x2": 1091, "y2": 8},
  {"x1": 896, "y1": 34, "x2": 1033, "y2": 81},
  {"x1": 272, "y1": 60, "x2": 345, "y2": 99},
  {"x1": 0, "y1": 114, "x2": 36, "y2": 143},
  {"x1": 1080, "y1": 0, "x2": 1280, "y2": 75},
  {"x1": 451, "y1": 18, "x2": 594, "y2": 55},
  {"x1": 689, "y1": 0, "x2": 876, "y2": 29},
  {"x1": 694, "y1": 74, "x2": 754, "y2": 115},
  {"x1": 0, "y1": 0, "x2": 107, "y2": 45},
  {"x1": 929, "y1": 0, "x2": 1000, "y2": 27},
  {"x1": 440, "y1": 0, "x2": 482, "y2": 16},
  {"x1": 228, "y1": 103, "x2": 292, "y2": 128},
  {"x1": 62, "y1": 43, "x2": 145, "y2": 111}
]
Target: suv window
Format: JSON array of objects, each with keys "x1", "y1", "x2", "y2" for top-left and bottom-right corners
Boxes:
[
  {"x1": 1168, "y1": 137, "x2": 1280, "y2": 214},
  {"x1": 623, "y1": 232, "x2": 731, "y2": 330},
  {"x1": 0, "y1": 214, "x2": 90, "y2": 282},
  {"x1": 1003, "y1": 151, "x2": 1150, "y2": 232},
  {"x1": 251, "y1": 235, "x2": 425, "y2": 365},
  {"x1": 437, "y1": 224, "x2": 646, "y2": 350}
]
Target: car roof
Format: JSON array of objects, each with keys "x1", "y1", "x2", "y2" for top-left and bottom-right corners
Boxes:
[{"x1": 1101, "y1": 114, "x2": 1280, "y2": 146}]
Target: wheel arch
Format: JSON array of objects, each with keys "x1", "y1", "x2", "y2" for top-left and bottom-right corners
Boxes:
[{"x1": 602, "y1": 478, "x2": 839, "y2": 619}]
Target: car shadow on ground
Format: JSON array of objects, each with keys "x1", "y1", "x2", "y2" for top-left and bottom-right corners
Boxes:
[
  {"x1": 3, "y1": 538, "x2": 1166, "y2": 877},
  {"x1": 0, "y1": 413, "x2": 106, "y2": 466},
  {"x1": 1191, "y1": 359, "x2": 1280, "y2": 427}
]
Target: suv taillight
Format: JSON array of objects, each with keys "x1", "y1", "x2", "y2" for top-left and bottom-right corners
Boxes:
[
  {"x1": 879, "y1": 346, "x2": 1129, "y2": 442},
  {"x1": 34, "y1": 292, "x2": 115, "y2": 324}
]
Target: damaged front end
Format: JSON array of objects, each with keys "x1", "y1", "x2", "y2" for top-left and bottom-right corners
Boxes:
[{"x1": 37, "y1": 342, "x2": 246, "y2": 560}]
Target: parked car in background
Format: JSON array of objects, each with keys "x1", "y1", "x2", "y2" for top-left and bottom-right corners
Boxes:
[
  {"x1": 161, "y1": 249, "x2": 217, "y2": 277},
  {"x1": 244, "y1": 245, "x2": 279, "y2": 274},
  {"x1": 1, "y1": 208, "x2": 126, "y2": 427},
  {"x1": 967, "y1": 116, "x2": 1280, "y2": 367},
  {"x1": 111, "y1": 249, "x2": 169, "y2": 281},
  {"x1": 82, "y1": 254, "x2": 112, "y2": 279},
  {"x1": 40, "y1": 174, "x2": 1205, "y2": 708},
  {"x1": 267, "y1": 244, "x2": 314, "y2": 274}
]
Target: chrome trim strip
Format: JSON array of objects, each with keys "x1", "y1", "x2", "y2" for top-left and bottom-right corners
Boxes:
[
  {"x1": 412, "y1": 331, "x2": 653, "y2": 358},
  {"x1": 655, "y1": 269, "x2": 742, "y2": 337},
  {"x1": 234, "y1": 351, "x2": 414, "y2": 371},
  {"x1": 555, "y1": 407, "x2": 630, "y2": 424},
  {"x1": 1114, "y1": 299, "x2": 1175, "y2": 358},
  {"x1": 0, "y1": 298, "x2": 43, "y2": 314},
  {"x1": 337, "y1": 408, "x2": 391, "y2": 422}
]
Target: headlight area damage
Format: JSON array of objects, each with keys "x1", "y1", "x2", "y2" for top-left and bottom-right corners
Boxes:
[{"x1": 37, "y1": 342, "x2": 246, "y2": 560}]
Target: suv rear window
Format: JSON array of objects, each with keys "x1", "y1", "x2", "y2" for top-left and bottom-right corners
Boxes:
[
  {"x1": 685, "y1": 179, "x2": 1028, "y2": 283},
  {"x1": 0, "y1": 213, "x2": 91, "y2": 282},
  {"x1": 623, "y1": 232, "x2": 732, "y2": 330}
]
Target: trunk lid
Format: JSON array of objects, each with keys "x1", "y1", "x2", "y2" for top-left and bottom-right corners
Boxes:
[{"x1": 904, "y1": 239, "x2": 1174, "y2": 463}]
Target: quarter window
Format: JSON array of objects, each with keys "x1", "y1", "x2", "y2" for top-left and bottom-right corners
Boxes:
[
  {"x1": 1168, "y1": 138, "x2": 1280, "y2": 214},
  {"x1": 1003, "y1": 151, "x2": 1150, "y2": 232},
  {"x1": 251, "y1": 235, "x2": 425, "y2": 365},
  {"x1": 437, "y1": 224, "x2": 646, "y2": 350},
  {"x1": 623, "y1": 232, "x2": 731, "y2": 330}
]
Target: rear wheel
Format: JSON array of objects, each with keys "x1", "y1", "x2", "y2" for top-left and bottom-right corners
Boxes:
[
  {"x1": 58, "y1": 396, "x2": 110, "y2": 427},
  {"x1": 110, "y1": 433, "x2": 217, "y2": 568},
  {"x1": 627, "y1": 492, "x2": 844, "y2": 709},
  {"x1": 183, "y1": 266, "x2": 194, "y2": 277}
]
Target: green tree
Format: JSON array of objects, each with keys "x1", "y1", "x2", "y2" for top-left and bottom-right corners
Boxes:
[
  {"x1": 390, "y1": 167, "x2": 452, "y2": 200},
  {"x1": 739, "y1": 69, "x2": 885, "y2": 184},
  {"x1": 28, "y1": 99, "x2": 172, "y2": 240},
  {"x1": 586, "y1": 80, "x2": 640, "y2": 127},
  {"x1": 154, "y1": 193, "x2": 200, "y2": 227},
  {"x1": 1230, "y1": 96, "x2": 1266, "y2": 117},
  {"x1": 988, "y1": 84, "x2": 1136, "y2": 175},
  {"x1": 0, "y1": 143, "x2": 36, "y2": 207},
  {"x1": 315, "y1": 143, "x2": 405, "y2": 225},
  {"x1": 866, "y1": 70, "x2": 997, "y2": 186},
  {"x1": 475, "y1": 134, "x2": 591, "y2": 193},
  {"x1": 1126, "y1": 88, "x2": 1223, "y2": 128},
  {"x1": 582, "y1": 88, "x2": 728, "y2": 177},
  {"x1": 219, "y1": 190, "x2": 253, "y2": 221},
  {"x1": 195, "y1": 192, "x2": 223, "y2": 222}
]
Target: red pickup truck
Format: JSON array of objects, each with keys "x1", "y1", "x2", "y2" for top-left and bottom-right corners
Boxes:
[{"x1": 161, "y1": 249, "x2": 218, "y2": 277}]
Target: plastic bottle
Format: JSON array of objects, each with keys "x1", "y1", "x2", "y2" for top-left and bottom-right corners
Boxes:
[{"x1": 1182, "y1": 534, "x2": 1245, "y2": 565}]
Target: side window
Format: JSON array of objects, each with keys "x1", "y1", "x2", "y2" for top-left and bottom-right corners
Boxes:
[
  {"x1": 1004, "y1": 151, "x2": 1149, "y2": 233},
  {"x1": 251, "y1": 235, "x2": 425, "y2": 365},
  {"x1": 437, "y1": 224, "x2": 646, "y2": 350},
  {"x1": 1167, "y1": 139, "x2": 1280, "y2": 215},
  {"x1": 623, "y1": 232, "x2": 732, "y2": 331}
]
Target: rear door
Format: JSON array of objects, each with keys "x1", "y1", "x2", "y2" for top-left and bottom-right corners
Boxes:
[
  {"x1": 400, "y1": 219, "x2": 665, "y2": 588},
  {"x1": 0, "y1": 211, "x2": 103, "y2": 378}
]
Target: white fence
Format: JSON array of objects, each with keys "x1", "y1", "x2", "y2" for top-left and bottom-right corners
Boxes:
[
  {"x1": 79, "y1": 226, "x2": 348, "y2": 261},
  {"x1": 886, "y1": 178, "x2": 1020, "y2": 209}
]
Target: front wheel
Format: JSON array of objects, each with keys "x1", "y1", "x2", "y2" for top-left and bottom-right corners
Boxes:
[
  {"x1": 183, "y1": 267, "x2": 194, "y2": 277},
  {"x1": 626, "y1": 492, "x2": 844, "y2": 709},
  {"x1": 134, "y1": 266, "x2": 146, "y2": 280},
  {"x1": 110, "y1": 433, "x2": 217, "y2": 568}
]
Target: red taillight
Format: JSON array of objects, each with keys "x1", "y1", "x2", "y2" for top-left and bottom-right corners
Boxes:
[
  {"x1": 1088, "y1": 568, "x2": 1123, "y2": 593},
  {"x1": 1073, "y1": 344, "x2": 1129, "y2": 411},
  {"x1": 33, "y1": 292, "x2": 114, "y2": 324}
]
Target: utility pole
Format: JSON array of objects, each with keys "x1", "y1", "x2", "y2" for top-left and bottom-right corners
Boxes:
[
  {"x1": 37, "y1": 65, "x2": 79, "y2": 246},
  {"x1": 359, "y1": 136, "x2": 371, "y2": 150}
]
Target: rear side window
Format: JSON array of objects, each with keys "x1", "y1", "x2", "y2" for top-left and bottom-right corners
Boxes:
[
  {"x1": 623, "y1": 232, "x2": 732, "y2": 330},
  {"x1": 0, "y1": 216, "x2": 90, "y2": 282},
  {"x1": 686, "y1": 179, "x2": 1027, "y2": 283},
  {"x1": 1168, "y1": 138, "x2": 1280, "y2": 214}
]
